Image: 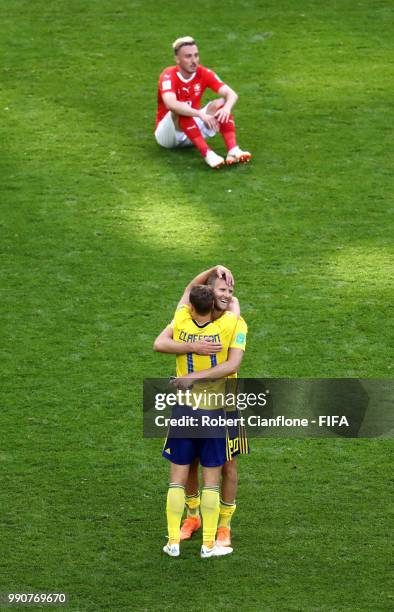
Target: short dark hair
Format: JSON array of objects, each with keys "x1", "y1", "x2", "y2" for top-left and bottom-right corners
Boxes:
[{"x1": 189, "y1": 285, "x2": 214, "y2": 315}]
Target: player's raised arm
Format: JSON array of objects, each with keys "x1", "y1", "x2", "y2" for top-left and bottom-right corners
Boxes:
[
  {"x1": 153, "y1": 325, "x2": 222, "y2": 355},
  {"x1": 176, "y1": 265, "x2": 234, "y2": 308}
]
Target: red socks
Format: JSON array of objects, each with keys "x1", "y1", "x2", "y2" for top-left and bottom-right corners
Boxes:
[
  {"x1": 178, "y1": 112, "x2": 237, "y2": 156},
  {"x1": 178, "y1": 116, "x2": 209, "y2": 157},
  {"x1": 219, "y1": 114, "x2": 237, "y2": 151}
]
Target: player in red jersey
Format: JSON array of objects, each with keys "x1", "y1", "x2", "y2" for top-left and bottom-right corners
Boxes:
[{"x1": 155, "y1": 36, "x2": 252, "y2": 169}]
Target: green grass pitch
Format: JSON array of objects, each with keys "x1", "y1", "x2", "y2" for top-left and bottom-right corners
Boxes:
[{"x1": 1, "y1": 0, "x2": 393, "y2": 610}]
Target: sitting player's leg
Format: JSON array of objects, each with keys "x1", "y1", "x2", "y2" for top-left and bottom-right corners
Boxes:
[
  {"x1": 180, "y1": 457, "x2": 201, "y2": 541},
  {"x1": 177, "y1": 115, "x2": 209, "y2": 157},
  {"x1": 156, "y1": 105, "x2": 224, "y2": 167},
  {"x1": 217, "y1": 458, "x2": 238, "y2": 547},
  {"x1": 206, "y1": 99, "x2": 251, "y2": 165},
  {"x1": 177, "y1": 116, "x2": 224, "y2": 169},
  {"x1": 177, "y1": 110, "x2": 229, "y2": 168},
  {"x1": 154, "y1": 111, "x2": 179, "y2": 149}
]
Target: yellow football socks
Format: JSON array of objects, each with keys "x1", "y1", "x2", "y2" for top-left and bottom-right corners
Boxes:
[
  {"x1": 201, "y1": 486, "x2": 220, "y2": 548},
  {"x1": 218, "y1": 500, "x2": 236, "y2": 528},
  {"x1": 166, "y1": 483, "x2": 185, "y2": 545},
  {"x1": 185, "y1": 491, "x2": 200, "y2": 517}
]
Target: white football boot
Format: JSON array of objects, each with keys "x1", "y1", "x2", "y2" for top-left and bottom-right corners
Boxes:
[
  {"x1": 163, "y1": 542, "x2": 180, "y2": 557},
  {"x1": 205, "y1": 150, "x2": 225, "y2": 169},
  {"x1": 200, "y1": 543, "x2": 233, "y2": 558},
  {"x1": 226, "y1": 146, "x2": 252, "y2": 165}
]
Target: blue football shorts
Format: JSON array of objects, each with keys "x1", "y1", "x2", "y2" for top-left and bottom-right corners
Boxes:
[{"x1": 162, "y1": 404, "x2": 249, "y2": 467}]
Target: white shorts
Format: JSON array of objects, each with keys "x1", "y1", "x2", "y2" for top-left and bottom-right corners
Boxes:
[{"x1": 154, "y1": 103, "x2": 217, "y2": 149}]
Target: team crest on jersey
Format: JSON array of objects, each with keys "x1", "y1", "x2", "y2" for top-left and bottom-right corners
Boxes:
[{"x1": 194, "y1": 83, "x2": 201, "y2": 93}]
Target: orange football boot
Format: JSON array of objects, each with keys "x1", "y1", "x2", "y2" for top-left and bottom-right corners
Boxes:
[
  {"x1": 226, "y1": 147, "x2": 252, "y2": 165},
  {"x1": 180, "y1": 516, "x2": 201, "y2": 541},
  {"x1": 216, "y1": 526, "x2": 232, "y2": 547}
]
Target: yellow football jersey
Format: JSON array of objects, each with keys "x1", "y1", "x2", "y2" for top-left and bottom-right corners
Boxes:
[
  {"x1": 228, "y1": 316, "x2": 248, "y2": 378},
  {"x1": 170, "y1": 305, "x2": 244, "y2": 377}
]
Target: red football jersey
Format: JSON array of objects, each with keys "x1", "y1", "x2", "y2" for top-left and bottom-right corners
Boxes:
[{"x1": 156, "y1": 65, "x2": 225, "y2": 128}]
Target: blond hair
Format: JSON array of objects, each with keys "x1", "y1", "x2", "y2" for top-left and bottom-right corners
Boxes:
[{"x1": 172, "y1": 36, "x2": 196, "y2": 54}]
